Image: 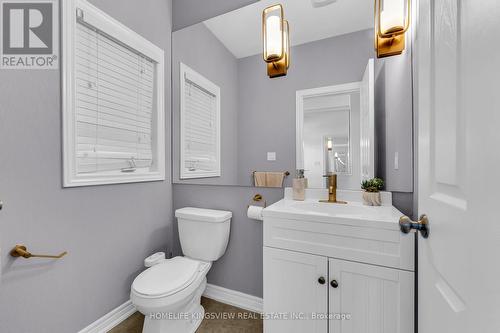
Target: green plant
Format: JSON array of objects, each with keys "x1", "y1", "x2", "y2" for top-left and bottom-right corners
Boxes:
[{"x1": 361, "y1": 178, "x2": 384, "y2": 192}]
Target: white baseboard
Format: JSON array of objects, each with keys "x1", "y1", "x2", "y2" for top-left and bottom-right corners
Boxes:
[
  {"x1": 77, "y1": 284, "x2": 262, "y2": 332},
  {"x1": 203, "y1": 283, "x2": 263, "y2": 314},
  {"x1": 78, "y1": 300, "x2": 136, "y2": 333}
]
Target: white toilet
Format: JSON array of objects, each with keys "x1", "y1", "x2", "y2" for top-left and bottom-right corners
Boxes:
[{"x1": 130, "y1": 207, "x2": 232, "y2": 333}]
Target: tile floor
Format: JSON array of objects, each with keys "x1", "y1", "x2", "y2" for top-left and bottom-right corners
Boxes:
[{"x1": 109, "y1": 297, "x2": 263, "y2": 333}]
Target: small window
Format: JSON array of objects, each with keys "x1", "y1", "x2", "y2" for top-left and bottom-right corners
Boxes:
[
  {"x1": 180, "y1": 63, "x2": 221, "y2": 179},
  {"x1": 62, "y1": 0, "x2": 165, "y2": 187}
]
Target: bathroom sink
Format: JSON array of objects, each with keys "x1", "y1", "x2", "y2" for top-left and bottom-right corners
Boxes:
[
  {"x1": 296, "y1": 201, "x2": 399, "y2": 221},
  {"x1": 263, "y1": 193, "x2": 403, "y2": 231}
]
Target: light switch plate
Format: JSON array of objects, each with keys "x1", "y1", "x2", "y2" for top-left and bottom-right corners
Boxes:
[
  {"x1": 394, "y1": 152, "x2": 399, "y2": 170},
  {"x1": 267, "y1": 152, "x2": 276, "y2": 161}
]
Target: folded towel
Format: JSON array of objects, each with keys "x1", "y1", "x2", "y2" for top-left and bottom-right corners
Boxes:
[
  {"x1": 266, "y1": 172, "x2": 285, "y2": 188},
  {"x1": 254, "y1": 172, "x2": 267, "y2": 187}
]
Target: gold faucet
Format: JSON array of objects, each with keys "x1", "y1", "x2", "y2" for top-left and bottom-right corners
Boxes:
[{"x1": 319, "y1": 173, "x2": 347, "y2": 204}]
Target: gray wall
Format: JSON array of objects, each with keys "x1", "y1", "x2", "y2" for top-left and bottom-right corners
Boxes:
[
  {"x1": 237, "y1": 30, "x2": 375, "y2": 187},
  {"x1": 0, "y1": 1, "x2": 172, "y2": 332},
  {"x1": 172, "y1": 23, "x2": 239, "y2": 185},
  {"x1": 172, "y1": 0, "x2": 259, "y2": 31},
  {"x1": 374, "y1": 29, "x2": 414, "y2": 217},
  {"x1": 172, "y1": 184, "x2": 284, "y2": 298},
  {"x1": 375, "y1": 51, "x2": 414, "y2": 193}
]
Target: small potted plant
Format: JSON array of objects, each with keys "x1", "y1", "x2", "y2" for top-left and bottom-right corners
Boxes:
[{"x1": 361, "y1": 177, "x2": 384, "y2": 206}]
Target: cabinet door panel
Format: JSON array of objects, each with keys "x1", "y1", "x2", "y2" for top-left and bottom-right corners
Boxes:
[
  {"x1": 264, "y1": 247, "x2": 328, "y2": 333},
  {"x1": 329, "y1": 259, "x2": 414, "y2": 333}
]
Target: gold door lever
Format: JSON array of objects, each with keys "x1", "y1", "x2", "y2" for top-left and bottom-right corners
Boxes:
[{"x1": 10, "y1": 245, "x2": 68, "y2": 259}]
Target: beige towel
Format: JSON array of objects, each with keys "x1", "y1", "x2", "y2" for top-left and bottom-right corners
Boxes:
[
  {"x1": 266, "y1": 172, "x2": 285, "y2": 188},
  {"x1": 254, "y1": 172, "x2": 267, "y2": 187}
]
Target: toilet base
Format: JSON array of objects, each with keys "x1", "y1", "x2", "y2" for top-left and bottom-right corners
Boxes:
[
  {"x1": 142, "y1": 304, "x2": 204, "y2": 333},
  {"x1": 140, "y1": 279, "x2": 206, "y2": 333}
]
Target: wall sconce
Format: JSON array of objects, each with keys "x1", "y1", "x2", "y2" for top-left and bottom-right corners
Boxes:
[
  {"x1": 374, "y1": 0, "x2": 411, "y2": 58},
  {"x1": 262, "y1": 4, "x2": 290, "y2": 78}
]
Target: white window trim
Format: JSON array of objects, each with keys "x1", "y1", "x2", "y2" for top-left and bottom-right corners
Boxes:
[
  {"x1": 62, "y1": 0, "x2": 165, "y2": 187},
  {"x1": 180, "y1": 63, "x2": 221, "y2": 179}
]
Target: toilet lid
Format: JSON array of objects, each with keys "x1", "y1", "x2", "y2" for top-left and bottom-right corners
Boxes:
[{"x1": 132, "y1": 257, "x2": 201, "y2": 297}]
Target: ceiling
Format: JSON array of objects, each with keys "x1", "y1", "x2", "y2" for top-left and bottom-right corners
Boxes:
[{"x1": 203, "y1": 0, "x2": 374, "y2": 59}]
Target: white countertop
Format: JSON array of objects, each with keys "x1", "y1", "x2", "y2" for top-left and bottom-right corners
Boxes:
[{"x1": 263, "y1": 193, "x2": 404, "y2": 231}]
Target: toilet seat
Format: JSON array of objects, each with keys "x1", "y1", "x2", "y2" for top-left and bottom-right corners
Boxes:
[{"x1": 132, "y1": 257, "x2": 208, "y2": 298}]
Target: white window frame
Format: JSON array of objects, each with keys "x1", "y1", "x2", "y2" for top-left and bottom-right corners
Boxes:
[
  {"x1": 62, "y1": 0, "x2": 165, "y2": 187},
  {"x1": 180, "y1": 63, "x2": 221, "y2": 179}
]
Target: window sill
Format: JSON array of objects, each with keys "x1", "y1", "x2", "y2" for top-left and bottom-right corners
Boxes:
[{"x1": 63, "y1": 171, "x2": 165, "y2": 187}]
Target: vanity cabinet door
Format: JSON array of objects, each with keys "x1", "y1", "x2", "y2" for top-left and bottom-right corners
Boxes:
[
  {"x1": 263, "y1": 247, "x2": 328, "y2": 333},
  {"x1": 329, "y1": 258, "x2": 414, "y2": 333}
]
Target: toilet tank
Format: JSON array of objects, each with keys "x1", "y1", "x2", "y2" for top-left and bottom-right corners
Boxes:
[{"x1": 175, "y1": 207, "x2": 232, "y2": 262}]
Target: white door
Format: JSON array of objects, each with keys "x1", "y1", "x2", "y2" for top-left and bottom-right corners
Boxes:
[
  {"x1": 329, "y1": 258, "x2": 414, "y2": 333},
  {"x1": 360, "y1": 58, "x2": 375, "y2": 181},
  {"x1": 416, "y1": 1, "x2": 500, "y2": 332},
  {"x1": 263, "y1": 247, "x2": 328, "y2": 333}
]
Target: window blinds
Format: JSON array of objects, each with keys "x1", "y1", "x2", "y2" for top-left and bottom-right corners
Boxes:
[
  {"x1": 183, "y1": 77, "x2": 218, "y2": 174},
  {"x1": 75, "y1": 20, "x2": 155, "y2": 174}
]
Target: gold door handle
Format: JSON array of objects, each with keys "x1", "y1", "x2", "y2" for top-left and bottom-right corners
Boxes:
[{"x1": 10, "y1": 245, "x2": 68, "y2": 259}]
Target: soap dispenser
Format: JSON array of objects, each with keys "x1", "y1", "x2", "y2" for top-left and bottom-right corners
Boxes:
[{"x1": 293, "y1": 169, "x2": 307, "y2": 201}]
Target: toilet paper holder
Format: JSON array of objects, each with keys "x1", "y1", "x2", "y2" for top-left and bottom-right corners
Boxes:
[
  {"x1": 10, "y1": 244, "x2": 68, "y2": 259},
  {"x1": 248, "y1": 194, "x2": 266, "y2": 209}
]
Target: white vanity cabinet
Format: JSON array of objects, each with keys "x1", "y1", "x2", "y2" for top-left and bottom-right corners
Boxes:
[
  {"x1": 263, "y1": 248, "x2": 328, "y2": 333},
  {"x1": 262, "y1": 198, "x2": 415, "y2": 333},
  {"x1": 328, "y1": 258, "x2": 414, "y2": 333}
]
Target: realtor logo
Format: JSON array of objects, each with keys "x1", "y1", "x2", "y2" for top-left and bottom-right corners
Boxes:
[{"x1": 0, "y1": 0, "x2": 58, "y2": 69}]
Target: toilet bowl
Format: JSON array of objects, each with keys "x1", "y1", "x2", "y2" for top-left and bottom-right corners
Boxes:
[{"x1": 130, "y1": 207, "x2": 232, "y2": 333}]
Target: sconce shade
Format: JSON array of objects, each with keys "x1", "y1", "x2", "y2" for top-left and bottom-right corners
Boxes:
[
  {"x1": 379, "y1": 0, "x2": 405, "y2": 33},
  {"x1": 263, "y1": 5, "x2": 284, "y2": 62},
  {"x1": 374, "y1": 0, "x2": 411, "y2": 58},
  {"x1": 263, "y1": 4, "x2": 290, "y2": 78}
]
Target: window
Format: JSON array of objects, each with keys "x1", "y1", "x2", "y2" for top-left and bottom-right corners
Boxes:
[
  {"x1": 62, "y1": 0, "x2": 165, "y2": 187},
  {"x1": 180, "y1": 63, "x2": 221, "y2": 179}
]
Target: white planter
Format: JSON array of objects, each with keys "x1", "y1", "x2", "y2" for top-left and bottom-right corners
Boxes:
[{"x1": 362, "y1": 191, "x2": 382, "y2": 206}]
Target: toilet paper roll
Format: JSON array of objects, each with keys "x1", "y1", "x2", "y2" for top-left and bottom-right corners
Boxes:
[{"x1": 247, "y1": 205, "x2": 264, "y2": 221}]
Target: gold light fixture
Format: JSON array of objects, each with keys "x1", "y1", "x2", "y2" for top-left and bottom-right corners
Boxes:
[
  {"x1": 262, "y1": 4, "x2": 290, "y2": 78},
  {"x1": 374, "y1": 0, "x2": 411, "y2": 58}
]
